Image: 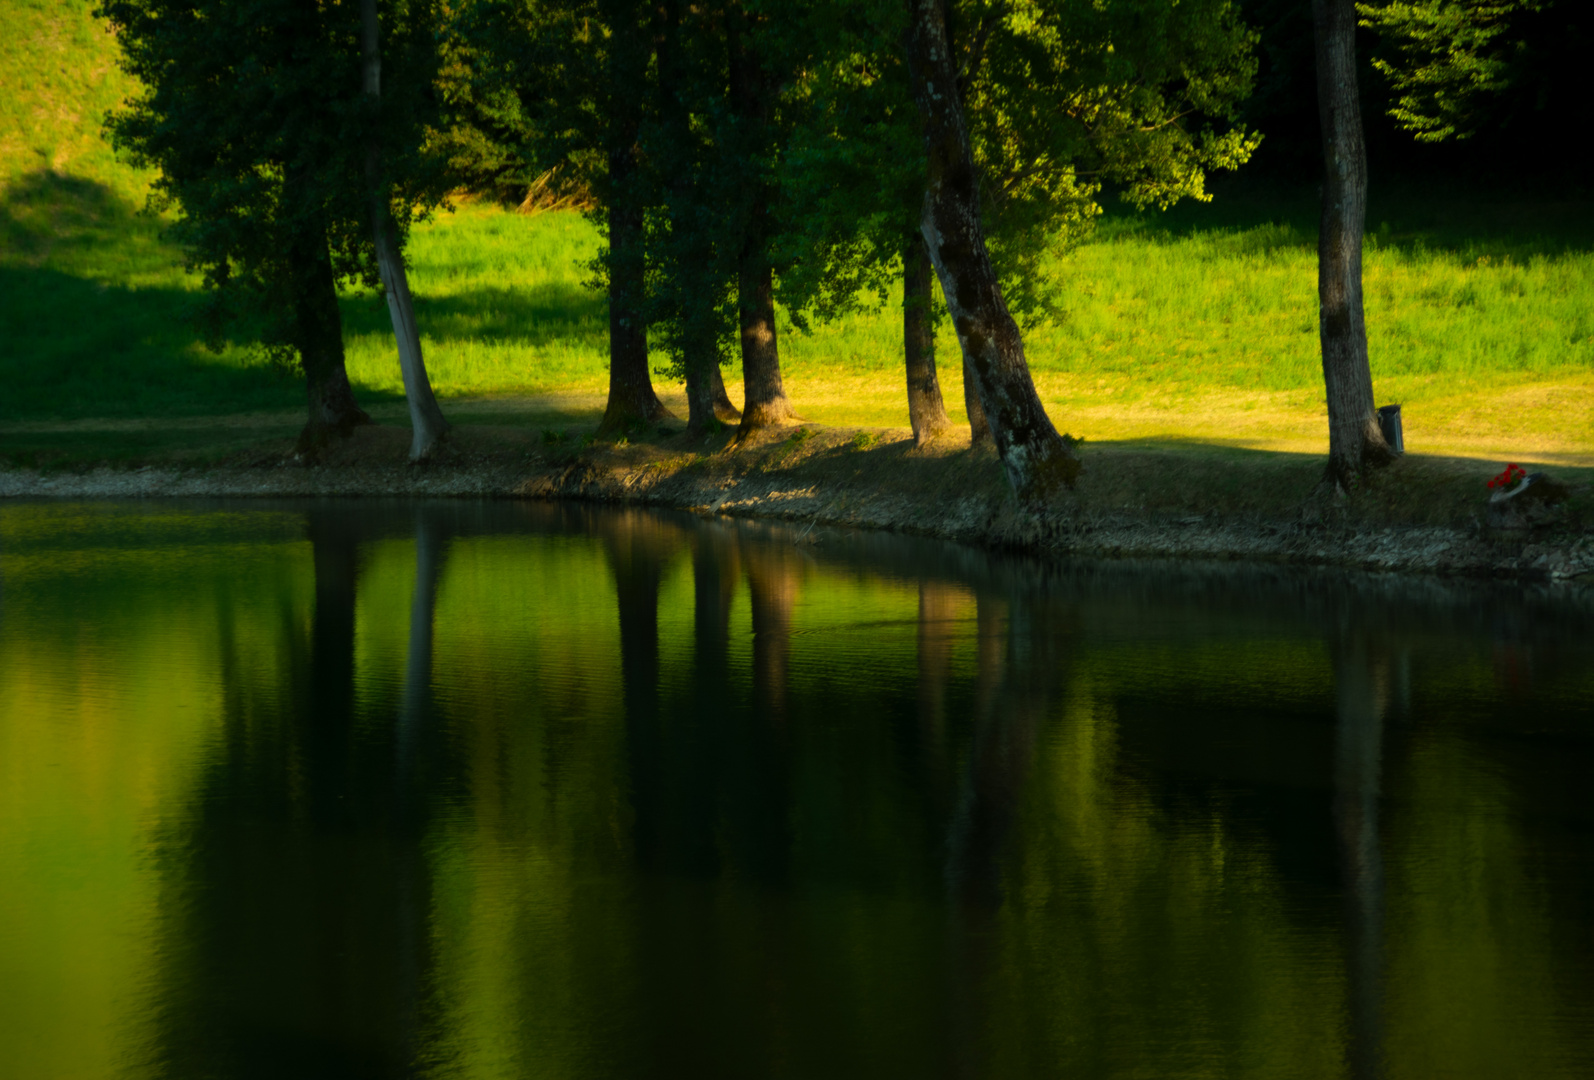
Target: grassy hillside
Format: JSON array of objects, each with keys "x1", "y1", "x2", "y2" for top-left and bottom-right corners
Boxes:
[{"x1": 2, "y1": 0, "x2": 1590, "y2": 467}]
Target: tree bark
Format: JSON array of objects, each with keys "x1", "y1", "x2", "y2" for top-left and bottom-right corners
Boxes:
[
  {"x1": 904, "y1": 230, "x2": 951, "y2": 446},
  {"x1": 904, "y1": 0, "x2": 1078, "y2": 498},
  {"x1": 1313, "y1": 0, "x2": 1392, "y2": 489},
  {"x1": 964, "y1": 356, "x2": 990, "y2": 444},
  {"x1": 287, "y1": 186, "x2": 369, "y2": 456},
  {"x1": 602, "y1": 199, "x2": 672, "y2": 433},
  {"x1": 684, "y1": 354, "x2": 744, "y2": 433},
  {"x1": 710, "y1": 363, "x2": 742, "y2": 422},
  {"x1": 599, "y1": 1, "x2": 672, "y2": 435},
  {"x1": 361, "y1": 0, "x2": 450, "y2": 461},
  {"x1": 728, "y1": 6, "x2": 795, "y2": 435}
]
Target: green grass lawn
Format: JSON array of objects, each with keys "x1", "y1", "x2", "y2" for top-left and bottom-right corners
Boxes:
[{"x1": 3, "y1": 0, "x2": 1591, "y2": 468}]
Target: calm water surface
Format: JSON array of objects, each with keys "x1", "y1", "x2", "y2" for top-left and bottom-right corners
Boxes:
[{"x1": 2, "y1": 500, "x2": 1593, "y2": 1079}]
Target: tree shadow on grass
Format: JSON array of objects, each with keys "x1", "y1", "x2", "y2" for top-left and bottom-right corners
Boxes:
[
  {"x1": 0, "y1": 170, "x2": 402, "y2": 423},
  {"x1": 339, "y1": 283, "x2": 608, "y2": 353}
]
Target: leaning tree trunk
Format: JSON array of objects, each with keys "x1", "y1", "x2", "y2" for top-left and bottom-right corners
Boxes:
[
  {"x1": 904, "y1": 230, "x2": 951, "y2": 446},
  {"x1": 728, "y1": 7, "x2": 795, "y2": 435},
  {"x1": 904, "y1": 0, "x2": 1078, "y2": 498},
  {"x1": 360, "y1": 0, "x2": 450, "y2": 461},
  {"x1": 1313, "y1": 0, "x2": 1391, "y2": 489},
  {"x1": 287, "y1": 183, "x2": 370, "y2": 456},
  {"x1": 598, "y1": 0, "x2": 671, "y2": 434}
]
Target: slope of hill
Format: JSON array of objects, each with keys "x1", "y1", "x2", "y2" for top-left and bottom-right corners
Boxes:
[{"x1": 1, "y1": 0, "x2": 146, "y2": 192}]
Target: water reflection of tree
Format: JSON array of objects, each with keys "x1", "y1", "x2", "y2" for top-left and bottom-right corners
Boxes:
[{"x1": 150, "y1": 507, "x2": 450, "y2": 1078}]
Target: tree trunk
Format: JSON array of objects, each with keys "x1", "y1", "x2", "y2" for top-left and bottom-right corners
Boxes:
[
  {"x1": 602, "y1": 199, "x2": 671, "y2": 433},
  {"x1": 598, "y1": 1, "x2": 671, "y2": 435},
  {"x1": 685, "y1": 355, "x2": 744, "y2": 434},
  {"x1": 728, "y1": 7, "x2": 794, "y2": 435},
  {"x1": 904, "y1": 230, "x2": 951, "y2": 446},
  {"x1": 290, "y1": 223, "x2": 371, "y2": 457},
  {"x1": 904, "y1": 0, "x2": 1078, "y2": 498},
  {"x1": 1313, "y1": 0, "x2": 1392, "y2": 489},
  {"x1": 684, "y1": 340, "x2": 720, "y2": 435},
  {"x1": 361, "y1": 0, "x2": 450, "y2": 461},
  {"x1": 711, "y1": 362, "x2": 741, "y2": 422},
  {"x1": 964, "y1": 356, "x2": 990, "y2": 444}
]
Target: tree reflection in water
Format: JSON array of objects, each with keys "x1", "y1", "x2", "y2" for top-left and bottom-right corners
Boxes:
[{"x1": 2, "y1": 501, "x2": 1592, "y2": 1079}]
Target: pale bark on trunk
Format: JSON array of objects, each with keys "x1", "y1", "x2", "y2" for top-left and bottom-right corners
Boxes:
[
  {"x1": 904, "y1": 0, "x2": 1078, "y2": 498},
  {"x1": 1313, "y1": 0, "x2": 1391, "y2": 489},
  {"x1": 288, "y1": 186, "x2": 369, "y2": 456},
  {"x1": 598, "y1": 1, "x2": 671, "y2": 435},
  {"x1": 361, "y1": 0, "x2": 450, "y2": 461},
  {"x1": 729, "y1": 7, "x2": 794, "y2": 435},
  {"x1": 904, "y1": 230, "x2": 951, "y2": 446}
]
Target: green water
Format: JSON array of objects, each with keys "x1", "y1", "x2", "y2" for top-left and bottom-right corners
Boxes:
[{"x1": 2, "y1": 499, "x2": 1592, "y2": 1078}]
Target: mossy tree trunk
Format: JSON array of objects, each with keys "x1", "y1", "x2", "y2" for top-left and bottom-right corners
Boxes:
[
  {"x1": 360, "y1": 0, "x2": 449, "y2": 461},
  {"x1": 728, "y1": 5, "x2": 794, "y2": 434},
  {"x1": 1313, "y1": 0, "x2": 1392, "y2": 489},
  {"x1": 904, "y1": 0, "x2": 1078, "y2": 498},
  {"x1": 904, "y1": 230, "x2": 951, "y2": 446}
]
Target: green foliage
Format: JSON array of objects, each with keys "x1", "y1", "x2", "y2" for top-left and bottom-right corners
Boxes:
[
  {"x1": 97, "y1": 0, "x2": 451, "y2": 360},
  {"x1": 773, "y1": 0, "x2": 1262, "y2": 334},
  {"x1": 1359, "y1": 0, "x2": 1543, "y2": 142}
]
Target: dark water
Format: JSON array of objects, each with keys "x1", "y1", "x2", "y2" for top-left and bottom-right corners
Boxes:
[{"x1": 2, "y1": 500, "x2": 1593, "y2": 1079}]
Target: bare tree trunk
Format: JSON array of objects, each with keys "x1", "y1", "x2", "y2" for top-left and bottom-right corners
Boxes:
[
  {"x1": 602, "y1": 199, "x2": 671, "y2": 433},
  {"x1": 290, "y1": 216, "x2": 370, "y2": 457},
  {"x1": 684, "y1": 342, "x2": 720, "y2": 435},
  {"x1": 360, "y1": 0, "x2": 450, "y2": 461},
  {"x1": 728, "y1": 7, "x2": 795, "y2": 435},
  {"x1": 1313, "y1": 0, "x2": 1391, "y2": 489},
  {"x1": 904, "y1": 0, "x2": 1079, "y2": 498},
  {"x1": 904, "y1": 230, "x2": 951, "y2": 446},
  {"x1": 599, "y1": 0, "x2": 671, "y2": 435},
  {"x1": 711, "y1": 363, "x2": 742, "y2": 422},
  {"x1": 685, "y1": 355, "x2": 744, "y2": 434},
  {"x1": 964, "y1": 356, "x2": 990, "y2": 444}
]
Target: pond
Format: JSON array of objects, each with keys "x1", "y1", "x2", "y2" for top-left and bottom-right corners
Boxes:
[{"x1": 2, "y1": 499, "x2": 1592, "y2": 1078}]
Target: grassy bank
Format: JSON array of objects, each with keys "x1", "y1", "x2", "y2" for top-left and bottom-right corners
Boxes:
[{"x1": 3, "y1": 0, "x2": 1591, "y2": 474}]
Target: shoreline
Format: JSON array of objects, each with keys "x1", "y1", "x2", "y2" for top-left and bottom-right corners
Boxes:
[{"x1": 2, "y1": 422, "x2": 1590, "y2": 583}]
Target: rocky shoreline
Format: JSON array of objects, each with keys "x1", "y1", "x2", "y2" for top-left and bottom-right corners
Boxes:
[{"x1": 4, "y1": 426, "x2": 1589, "y2": 583}]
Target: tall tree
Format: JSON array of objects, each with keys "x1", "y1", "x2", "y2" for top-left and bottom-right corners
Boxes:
[
  {"x1": 458, "y1": 0, "x2": 676, "y2": 434},
  {"x1": 779, "y1": 0, "x2": 1258, "y2": 454},
  {"x1": 726, "y1": 1, "x2": 797, "y2": 433},
  {"x1": 1313, "y1": 0, "x2": 1394, "y2": 487},
  {"x1": 361, "y1": 0, "x2": 452, "y2": 459},
  {"x1": 102, "y1": 0, "x2": 375, "y2": 455},
  {"x1": 903, "y1": 0, "x2": 1080, "y2": 499},
  {"x1": 646, "y1": 0, "x2": 745, "y2": 433}
]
